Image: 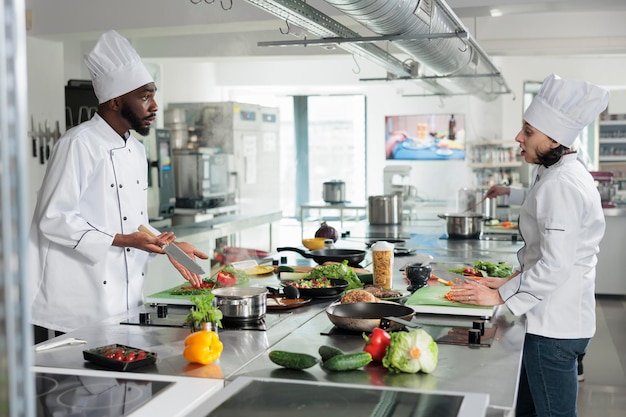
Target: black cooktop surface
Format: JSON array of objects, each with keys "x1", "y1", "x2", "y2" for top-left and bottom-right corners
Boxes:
[{"x1": 36, "y1": 371, "x2": 171, "y2": 416}]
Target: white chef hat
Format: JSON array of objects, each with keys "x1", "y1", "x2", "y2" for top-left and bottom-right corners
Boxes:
[
  {"x1": 523, "y1": 73, "x2": 609, "y2": 148},
  {"x1": 84, "y1": 30, "x2": 154, "y2": 104}
]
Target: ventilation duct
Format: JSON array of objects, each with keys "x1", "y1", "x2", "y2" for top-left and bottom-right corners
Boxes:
[
  {"x1": 244, "y1": 0, "x2": 509, "y2": 101},
  {"x1": 324, "y1": 0, "x2": 507, "y2": 101}
]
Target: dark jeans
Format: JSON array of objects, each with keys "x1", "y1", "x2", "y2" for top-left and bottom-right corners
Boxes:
[
  {"x1": 33, "y1": 325, "x2": 65, "y2": 344},
  {"x1": 516, "y1": 333, "x2": 589, "y2": 417}
]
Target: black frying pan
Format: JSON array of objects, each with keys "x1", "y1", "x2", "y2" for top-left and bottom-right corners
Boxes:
[
  {"x1": 326, "y1": 302, "x2": 416, "y2": 332},
  {"x1": 276, "y1": 247, "x2": 366, "y2": 266}
]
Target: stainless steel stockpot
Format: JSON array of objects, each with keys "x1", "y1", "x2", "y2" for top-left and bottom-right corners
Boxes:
[
  {"x1": 438, "y1": 213, "x2": 484, "y2": 239},
  {"x1": 212, "y1": 287, "x2": 267, "y2": 321}
]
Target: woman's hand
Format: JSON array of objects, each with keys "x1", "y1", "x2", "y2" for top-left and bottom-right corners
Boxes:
[
  {"x1": 448, "y1": 279, "x2": 504, "y2": 306},
  {"x1": 166, "y1": 241, "x2": 209, "y2": 288},
  {"x1": 485, "y1": 185, "x2": 511, "y2": 200}
]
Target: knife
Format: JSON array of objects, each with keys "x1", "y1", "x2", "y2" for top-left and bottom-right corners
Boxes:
[{"x1": 138, "y1": 225, "x2": 206, "y2": 275}]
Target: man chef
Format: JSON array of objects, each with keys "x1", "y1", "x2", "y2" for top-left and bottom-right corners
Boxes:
[{"x1": 29, "y1": 30, "x2": 208, "y2": 343}]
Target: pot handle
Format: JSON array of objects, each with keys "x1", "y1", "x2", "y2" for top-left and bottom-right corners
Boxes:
[
  {"x1": 276, "y1": 247, "x2": 311, "y2": 258},
  {"x1": 437, "y1": 214, "x2": 447, "y2": 219}
]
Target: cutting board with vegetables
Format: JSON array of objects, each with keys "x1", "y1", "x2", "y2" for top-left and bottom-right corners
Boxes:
[{"x1": 406, "y1": 285, "x2": 497, "y2": 318}]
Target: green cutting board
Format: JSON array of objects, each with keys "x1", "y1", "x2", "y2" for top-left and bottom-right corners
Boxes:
[
  {"x1": 146, "y1": 284, "x2": 199, "y2": 306},
  {"x1": 406, "y1": 285, "x2": 492, "y2": 310}
]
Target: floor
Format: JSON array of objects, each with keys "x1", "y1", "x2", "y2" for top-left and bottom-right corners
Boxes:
[{"x1": 248, "y1": 218, "x2": 626, "y2": 416}]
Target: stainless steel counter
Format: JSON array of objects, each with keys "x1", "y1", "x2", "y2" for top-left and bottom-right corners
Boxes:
[{"x1": 34, "y1": 224, "x2": 524, "y2": 417}]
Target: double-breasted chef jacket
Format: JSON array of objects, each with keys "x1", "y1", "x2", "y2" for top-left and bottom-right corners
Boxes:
[
  {"x1": 30, "y1": 113, "x2": 155, "y2": 332},
  {"x1": 499, "y1": 153, "x2": 605, "y2": 339}
]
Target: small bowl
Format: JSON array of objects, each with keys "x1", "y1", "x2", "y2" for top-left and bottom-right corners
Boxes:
[{"x1": 302, "y1": 237, "x2": 327, "y2": 250}]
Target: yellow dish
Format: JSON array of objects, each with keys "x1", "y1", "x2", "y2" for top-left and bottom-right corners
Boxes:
[
  {"x1": 244, "y1": 265, "x2": 275, "y2": 276},
  {"x1": 302, "y1": 237, "x2": 327, "y2": 250}
]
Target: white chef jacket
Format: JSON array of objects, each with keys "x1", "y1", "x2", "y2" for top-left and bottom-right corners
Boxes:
[
  {"x1": 499, "y1": 153, "x2": 605, "y2": 339},
  {"x1": 29, "y1": 114, "x2": 153, "y2": 332}
]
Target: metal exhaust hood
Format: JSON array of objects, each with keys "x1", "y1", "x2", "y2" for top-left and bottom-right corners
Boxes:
[{"x1": 244, "y1": 0, "x2": 510, "y2": 101}]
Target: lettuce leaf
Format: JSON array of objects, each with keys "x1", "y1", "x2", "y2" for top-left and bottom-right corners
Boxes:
[
  {"x1": 307, "y1": 260, "x2": 363, "y2": 290},
  {"x1": 382, "y1": 329, "x2": 438, "y2": 374}
]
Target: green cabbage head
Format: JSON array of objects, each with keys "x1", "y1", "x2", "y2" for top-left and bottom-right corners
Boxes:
[{"x1": 382, "y1": 329, "x2": 438, "y2": 374}]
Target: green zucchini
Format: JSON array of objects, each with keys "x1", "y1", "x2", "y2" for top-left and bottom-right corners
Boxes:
[
  {"x1": 268, "y1": 350, "x2": 319, "y2": 370},
  {"x1": 323, "y1": 352, "x2": 372, "y2": 372},
  {"x1": 277, "y1": 266, "x2": 295, "y2": 273},
  {"x1": 318, "y1": 345, "x2": 344, "y2": 362}
]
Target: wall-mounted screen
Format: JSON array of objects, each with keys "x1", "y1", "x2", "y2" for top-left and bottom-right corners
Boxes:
[{"x1": 385, "y1": 113, "x2": 465, "y2": 160}]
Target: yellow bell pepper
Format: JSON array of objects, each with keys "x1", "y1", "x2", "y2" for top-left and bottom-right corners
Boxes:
[{"x1": 183, "y1": 330, "x2": 223, "y2": 365}]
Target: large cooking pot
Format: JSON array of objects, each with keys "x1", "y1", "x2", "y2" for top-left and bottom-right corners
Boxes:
[
  {"x1": 368, "y1": 194, "x2": 402, "y2": 225},
  {"x1": 276, "y1": 247, "x2": 366, "y2": 266},
  {"x1": 326, "y1": 302, "x2": 416, "y2": 332},
  {"x1": 438, "y1": 213, "x2": 484, "y2": 239},
  {"x1": 323, "y1": 180, "x2": 346, "y2": 203},
  {"x1": 212, "y1": 287, "x2": 267, "y2": 321}
]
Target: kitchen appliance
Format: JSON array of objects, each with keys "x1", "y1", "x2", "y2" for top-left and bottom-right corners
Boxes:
[
  {"x1": 383, "y1": 165, "x2": 412, "y2": 195},
  {"x1": 143, "y1": 129, "x2": 177, "y2": 223},
  {"x1": 34, "y1": 367, "x2": 223, "y2": 417},
  {"x1": 172, "y1": 148, "x2": 236, "y2": 209},
  {"x1": 322, "y1": 180, "x2": 346, "y2": 203},
  {"x1": 438, "y1": 213, "x2": 484, "y2": 239},
  {"x1": 590, "y1": 171, "x2": 617, "y2": 208},
  {"x1": 190, "y1": 376, "x2": 490, "y2": 417},
  {"x1": 368, "y1": 194, "x2": 403, "y2": 225},
  {"x1": 168, "y1": 101, "x2": 280, "y2": 216}
]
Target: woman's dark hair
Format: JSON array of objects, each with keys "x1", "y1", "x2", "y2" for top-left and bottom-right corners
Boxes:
[{"x1": 536, "y1": 142, "x2": 571, "y2": 167}]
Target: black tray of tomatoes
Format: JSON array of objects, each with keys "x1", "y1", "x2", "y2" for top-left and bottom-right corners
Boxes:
[{"x1": 83, "y1": 344, "x2": 157, "y2": 371}]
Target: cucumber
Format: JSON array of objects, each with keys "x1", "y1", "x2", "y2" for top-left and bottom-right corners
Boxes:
[
  {"x1": 268, "y1": 350, "x2": 319, "y2": 370},
  {"x1": 277, "y1": 266, "x2": 295, "y2": 273},
  {"x1": 323, "y1": 352, "x2": 372, "y2": 372},
  {"x1": 318, "y1": 345, "x2": 344, "y2": 362}
]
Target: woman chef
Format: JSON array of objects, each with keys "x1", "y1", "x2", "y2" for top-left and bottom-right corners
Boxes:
[
  {"x1": 29, "y1": 31, "x2": 208, "y2": 343},
  {"x1": 450, "y1": 74, "x2": 609, "y2": 417}
]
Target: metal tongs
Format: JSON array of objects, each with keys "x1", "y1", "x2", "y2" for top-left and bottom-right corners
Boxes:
[{"x1": 35, "y1": 337, "x2": 87, "y2": 352}]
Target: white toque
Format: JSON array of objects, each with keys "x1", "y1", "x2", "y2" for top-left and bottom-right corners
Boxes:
[
  {"x1": 84, "y1": 30, "x2": 154, "y2": 104},
  {"x1": 523, "y1": 73, "x2": 609, "y2": 148}
]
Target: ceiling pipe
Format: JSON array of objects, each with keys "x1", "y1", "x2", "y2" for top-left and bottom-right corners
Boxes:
[
  {"x1": 323, "y1": 0, "x2": 509, "y2": 101},
  {"x1": 244, "y1": 0, "x2": 508, "y2": 100}
]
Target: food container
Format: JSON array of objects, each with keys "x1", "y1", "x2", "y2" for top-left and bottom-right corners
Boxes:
[
  {"x1": 83, "y1": 344, "x2": 157, "y2": 371},
  {"x1": 212, "y1": 287, "x2": 267, "y2": 321},
  {"x1": 322, "y1": 180, "x2": 346, "y2": 203},
  {"x1": 368, "y1": 194, "x2": 402, "y2": 225},
  {"x1": 371, "y1": 241, "x2": 394, "y2": 289},
  {"x1": 438, "y1": 213, "x2": 484, "y2": 239}
]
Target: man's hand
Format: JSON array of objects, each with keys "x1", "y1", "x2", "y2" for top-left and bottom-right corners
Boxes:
[
  {"x1": 114, "y1": 230, "x2": 176, "y2": 254},
  {"x1": 165, "y1": 241, "x2": 209, "y2": 287}
]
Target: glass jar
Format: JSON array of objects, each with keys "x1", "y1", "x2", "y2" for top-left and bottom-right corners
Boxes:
[{"x1": 371, "y1": 241, "x2": 394, "y2": 289}]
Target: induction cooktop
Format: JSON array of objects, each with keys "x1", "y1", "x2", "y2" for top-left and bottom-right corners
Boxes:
[
  {"x1": 187, "y1": 377, "x2": 489, "y2": 417},
  {"x1": 36, "y1": 371, "x2": 172, "y2": 416}
]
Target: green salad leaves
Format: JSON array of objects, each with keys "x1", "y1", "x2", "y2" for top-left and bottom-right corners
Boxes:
[{"x1": 307, "y1": 260, "x2": 363, "y2": 290}]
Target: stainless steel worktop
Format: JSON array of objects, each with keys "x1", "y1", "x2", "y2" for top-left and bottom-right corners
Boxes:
[{"x1": 34, "y1": 224, "x2": 524, "y2": 417}]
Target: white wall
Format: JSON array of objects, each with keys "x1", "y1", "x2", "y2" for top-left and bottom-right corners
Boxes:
[{"x1": 26, "y1": 37, "x2": 66, "y2": 218}]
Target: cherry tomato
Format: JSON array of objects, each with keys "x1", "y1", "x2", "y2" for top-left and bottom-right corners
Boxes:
[
  {"x1": 114, "y1": 353, "x2": 125, "y2": 361},
  {"x1": 124, "y1": 353, "x2": 137, "y2": 362},
  {"x1": 136, "y1": 350, "x2": 147, "y2": 360}
]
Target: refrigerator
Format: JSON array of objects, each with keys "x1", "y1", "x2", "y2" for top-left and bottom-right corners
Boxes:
[{"x1": 168, "y1": 101, "x2": 281, "y2": 216}]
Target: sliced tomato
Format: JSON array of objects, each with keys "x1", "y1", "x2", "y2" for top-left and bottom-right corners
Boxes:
[{"x1": 217, "y1": 271, "x2": 237, "y2": 287}]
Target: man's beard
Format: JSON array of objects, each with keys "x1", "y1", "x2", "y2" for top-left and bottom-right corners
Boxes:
[{"x1": 121, "y1": 104, "x2": 151, "y2": 136}]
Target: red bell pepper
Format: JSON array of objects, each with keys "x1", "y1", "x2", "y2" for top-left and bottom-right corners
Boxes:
[
  {"x1": 216, "y1": 270, "x2": 237, "y2": 287},
  {"x1": 363, "y1": 328, "x2": 391, "y2": 362}
]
